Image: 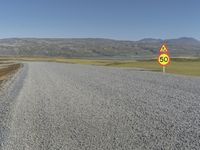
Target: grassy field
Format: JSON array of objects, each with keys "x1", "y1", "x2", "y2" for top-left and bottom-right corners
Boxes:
[
  {"x1": 114, "y1": 59, "x2": 200, "y2": 76},
  {"x1": 0, "y1": 56, "x2": 200, "y2": 77}
]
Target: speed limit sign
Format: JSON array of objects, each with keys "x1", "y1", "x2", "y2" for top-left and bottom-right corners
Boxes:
[
  {"x1": 157, "y1": 43, "x2": 170, "y2": 73},
  {"x1": 158, "y1": 53, "x2": 170, "y2": 66}
]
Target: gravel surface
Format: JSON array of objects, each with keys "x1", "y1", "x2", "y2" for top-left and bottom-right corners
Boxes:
[{"x1": 0, "y1": 62, "x2": 200, "y2": 150}]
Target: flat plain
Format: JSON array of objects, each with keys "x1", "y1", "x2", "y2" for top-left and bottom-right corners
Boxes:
[
  {"x1": 0, "y1": 62, "x2": 199, "y2": 149},
  {"x1": 1, "y1": 57, "x2": 200, "y2": 76}
]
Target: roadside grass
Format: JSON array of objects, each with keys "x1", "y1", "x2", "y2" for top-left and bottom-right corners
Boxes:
[
  {"x1": 105, "y1": 60, "x2": 200, "y2": 76},
  {"x1": 0, "y1": 56, "x2": 200, "y2": 77}
]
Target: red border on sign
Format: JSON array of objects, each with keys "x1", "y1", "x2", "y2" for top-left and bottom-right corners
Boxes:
[
  {"x1": 158, "y1": 43, "x2": 169, "y2": 54},
  {"x1": 157, "y1": 53, "x2": 171, "y2": 66}
]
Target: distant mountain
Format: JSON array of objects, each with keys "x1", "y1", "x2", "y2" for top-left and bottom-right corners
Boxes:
[
  {"x1": 167, "y1": 37, "x2": 200, "y2": 45},
  {"x1": 0, "y1": 37, "x2": 199, "y2": 58},
  {"x1": 138, "y1": 38, "x2": 163, "y2": 43}
]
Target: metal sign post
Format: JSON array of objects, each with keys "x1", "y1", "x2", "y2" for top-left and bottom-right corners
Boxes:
[{"x1": 163, "y1": 66, "x2": 165, "y2": 73}]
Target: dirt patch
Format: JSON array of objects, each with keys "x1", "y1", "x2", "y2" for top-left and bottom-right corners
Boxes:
[{"x1": 0, "y1": 63, "x2": 22, "y2": 84}]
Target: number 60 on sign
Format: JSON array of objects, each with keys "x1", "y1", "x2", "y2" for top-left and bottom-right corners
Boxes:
[{"x1": 158, "y1": 53, "x2": 170, "y2": 66}]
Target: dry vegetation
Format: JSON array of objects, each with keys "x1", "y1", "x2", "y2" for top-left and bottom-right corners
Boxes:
[{"x1": 0, "y1": 63, "x2": 21, "y2": 83}]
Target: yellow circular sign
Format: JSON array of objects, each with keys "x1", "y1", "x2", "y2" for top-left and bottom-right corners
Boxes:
[{"x1": 158, "y1": 53, "x2": 170, "y2": 66}]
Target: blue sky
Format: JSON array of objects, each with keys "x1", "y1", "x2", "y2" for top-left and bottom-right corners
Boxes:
[{"x1": 0, "y1": 0, "x2": 199, "y2": 40}]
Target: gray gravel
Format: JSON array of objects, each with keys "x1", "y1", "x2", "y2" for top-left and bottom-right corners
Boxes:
[{"x1": 1, "y1": 62, "x2": 200, "y2": 150}]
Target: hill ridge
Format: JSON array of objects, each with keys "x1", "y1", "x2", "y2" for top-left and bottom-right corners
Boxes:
[{"x1": 0, "y1": 37, "x2": 199, "y2": 58}]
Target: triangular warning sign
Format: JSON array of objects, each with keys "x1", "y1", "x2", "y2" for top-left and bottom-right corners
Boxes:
[{"x1": 159, "y1": 44, "x2": 168, "y2": 53}]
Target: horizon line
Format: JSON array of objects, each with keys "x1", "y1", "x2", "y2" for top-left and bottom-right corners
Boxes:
[{"x1": 0, "y1": 36, "x2": 199, "y2": 42}]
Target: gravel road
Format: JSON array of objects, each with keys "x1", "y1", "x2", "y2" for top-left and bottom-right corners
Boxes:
[{"x1": 1, "y1": 62, "x2": 200, "y2": 150}]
